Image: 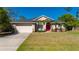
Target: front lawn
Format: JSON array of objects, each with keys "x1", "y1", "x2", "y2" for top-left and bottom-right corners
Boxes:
[{"x1": 17, "y1": 31, "x2": 79, "y2": 51}]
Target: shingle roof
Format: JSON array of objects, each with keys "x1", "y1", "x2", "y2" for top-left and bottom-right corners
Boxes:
[{"x1": 32, "y1": 15, "x2": 54, "y2": 22}]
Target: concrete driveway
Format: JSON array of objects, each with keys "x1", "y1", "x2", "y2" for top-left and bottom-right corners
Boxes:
[{"x1": 0, "y1": 33, "x2": 31, "y2": 51}]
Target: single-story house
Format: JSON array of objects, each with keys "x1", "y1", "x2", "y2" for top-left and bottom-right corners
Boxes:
[{"x1": 11, "y1": 15, "x2": 66, "y2": 33}]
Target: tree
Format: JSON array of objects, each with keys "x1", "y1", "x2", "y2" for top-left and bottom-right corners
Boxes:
[
  {"x1": 0, "y1": 7, "x2": 12, "y2": 32},
  {"x1": 64, "y1": 7, "x2": 72, "y2": 13},
  {"x1": 76, "y1": 8, "x2": 79, "y2": 19},
  {"x1": 18, "y1": 16, "x2": 26, "y2": 22},
  {"x1": 58, "y1": 14, "x2": 78, "y2": 30},
  {"x1": 7, "y1": 7, "x2": 18, "y2": 22}
]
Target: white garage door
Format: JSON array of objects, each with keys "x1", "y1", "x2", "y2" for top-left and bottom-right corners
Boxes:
[{"x1": 16, "y1": 26, "x2": 33, "y2": 33}]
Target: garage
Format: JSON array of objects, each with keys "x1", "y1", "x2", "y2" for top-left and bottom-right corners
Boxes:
[{"x1": 11, "y1": 22, "x2": 33, "y2": 33}]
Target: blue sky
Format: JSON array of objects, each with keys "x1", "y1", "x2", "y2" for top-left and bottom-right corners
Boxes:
[{"x1": 9, "y1": 7, "x2": 78, "y2": 21}]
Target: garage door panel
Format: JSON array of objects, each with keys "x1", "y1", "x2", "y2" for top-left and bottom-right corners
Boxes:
[{"x1": 16, "y1": 26, "x2": 33, "y2": 33}]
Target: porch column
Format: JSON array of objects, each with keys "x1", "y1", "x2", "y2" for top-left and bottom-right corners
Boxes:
[
  {"x1": 32, "y1": 24, "x2": 35, "y2": 32},
  {"x1": 43, "y1": 22, "x2": 46, "y2": 31},
  {"x1": 52, "y1": 24, "x2": 55, "y2": 31},
  {"x1": 56, "y1": 24, "x2": 60, "y2": 32},
  {"x1": 61, "y1": 24, "x2": 65, "y2": 32}
]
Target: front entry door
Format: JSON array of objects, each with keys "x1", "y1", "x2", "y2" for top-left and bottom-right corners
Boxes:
[{"x1": 46, "y1": 22, "x2": 51, "y2": 31}]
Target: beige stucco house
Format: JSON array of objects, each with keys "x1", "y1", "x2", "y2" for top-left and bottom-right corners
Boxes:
[{"x1": 11, "y1": 15, "x2": 65, "y2": 33}]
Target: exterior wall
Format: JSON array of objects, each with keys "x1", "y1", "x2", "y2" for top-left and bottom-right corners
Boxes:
[
  {"x1": 51, "y1": 24, "x2": 66, "y2": 32},
  {"x1": 74, "y1": 26, "x2": 79, "y2": 31},
  {"x1": 34, "y1": 22, "x2": 46, "y2": 32},
  {"x1": 11, "y1": 22, "x2": 66, "y2": 33},
  {"x1": 51, "y1": 24, "x2": 56, "y2": 31},
  {"x1": 32, "y1": 24, "x2": 35, "y2": 32}
]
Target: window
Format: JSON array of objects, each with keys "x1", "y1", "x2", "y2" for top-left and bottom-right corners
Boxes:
[{"x1": 38, "y1": 24, "x2": 43, "y2": 31}]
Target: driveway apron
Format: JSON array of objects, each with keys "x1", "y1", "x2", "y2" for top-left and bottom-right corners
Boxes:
[{"x1": 0, "y1": 33, "x2": 31, "y2": 51}]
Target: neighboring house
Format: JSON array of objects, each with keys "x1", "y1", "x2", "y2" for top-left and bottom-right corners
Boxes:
[{"x1": 11, "y1": 15, "x2": 65, "y2": 33}]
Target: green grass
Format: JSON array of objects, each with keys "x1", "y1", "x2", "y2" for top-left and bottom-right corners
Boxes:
[{"x1": 17, "y1": 31, "x2": 79, "y2": 51}]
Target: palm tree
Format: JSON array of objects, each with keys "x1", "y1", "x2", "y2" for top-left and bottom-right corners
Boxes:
[
  {"x1": 76, "y1": 8, "x2": 79, "y2": 19},
  {"x1": 64, "y1": 7, "x2": 72, "y2": 13}
]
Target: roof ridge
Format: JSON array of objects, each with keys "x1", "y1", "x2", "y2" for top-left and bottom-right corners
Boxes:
[{"x1": 33, "y1": 15, "x2": 54, "y2": 21}]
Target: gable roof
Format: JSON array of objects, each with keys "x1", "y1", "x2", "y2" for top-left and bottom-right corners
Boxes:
[{"x1": 32, "y1": 15, "x2": 54, "y2": 22}]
